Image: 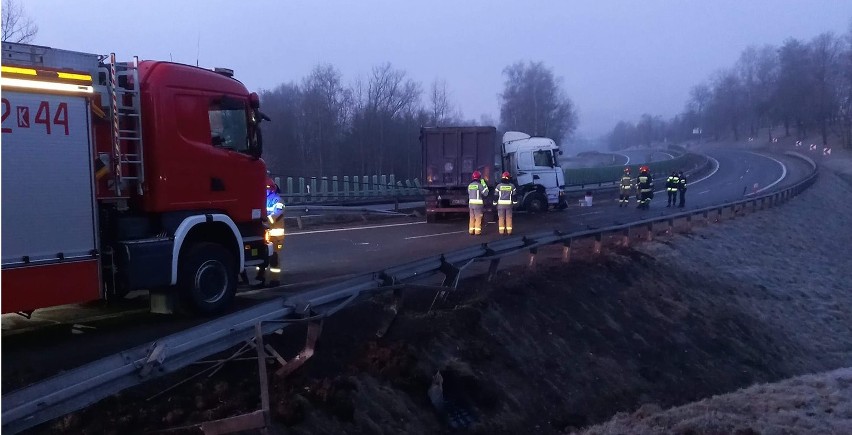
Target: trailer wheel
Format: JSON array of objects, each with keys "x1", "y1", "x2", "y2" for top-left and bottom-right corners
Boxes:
[
  {"x1": 525, "y1": 193, "x2": 548, "y2": 213},
  {"x1": 178, "y1": 242, "x2": 237, "y2": 315}
]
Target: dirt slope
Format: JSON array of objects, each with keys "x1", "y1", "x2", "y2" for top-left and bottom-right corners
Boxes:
[{"x1": 36, "y1": 160, "x2": 852, "y2": 435}]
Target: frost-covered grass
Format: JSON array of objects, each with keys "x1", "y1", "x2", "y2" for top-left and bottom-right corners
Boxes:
[{"x1": 578, "y1": 145, "x2": 852, "y2": 434}]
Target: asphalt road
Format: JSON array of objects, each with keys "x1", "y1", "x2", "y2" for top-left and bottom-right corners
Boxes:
[
  {"x1": 0, "y1": 148, "x2": 814, "y2": 392},
  {"x1": 279, "y1": 149, "x2": 807, "y2": 282}
]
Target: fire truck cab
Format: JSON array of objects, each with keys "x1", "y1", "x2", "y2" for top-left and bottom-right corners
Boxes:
[{"x1": 1, "y1": 42, "x2": 270, "y2": 315}]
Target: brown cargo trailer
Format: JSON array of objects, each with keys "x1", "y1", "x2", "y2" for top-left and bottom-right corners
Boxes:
[{"x1": 420, "y1": 126, "x2": 498, "y2": 223}]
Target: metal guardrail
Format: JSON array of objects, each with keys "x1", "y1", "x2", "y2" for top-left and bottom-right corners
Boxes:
[
  {"x1": 274, "y1": 174, "x2": 424, "y2": 205},
  {"x1": 1, "y1": 151, "x2": 816, "y2": 434},
  {"x1": 276, "y1": 150, "x2": 704, "y2": 206},
  {"x1": 563, "y1": 152, "x2": 707, "y2": 188}
]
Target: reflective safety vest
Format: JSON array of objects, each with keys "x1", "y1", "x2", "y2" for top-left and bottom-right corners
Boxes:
[
  {"x1": 468, "y1": 180, "x2": 489, "y2": 205},
  {"x1": 620, "y1": 175, "x2": 633, "y2": 192},
  {"x1": 266, "y1": 192, "x2": 285, "y2": 237},
  {"x1": 496, "y1": 182, "x2": 516, "y2": 205},
  {"x1": 637, "y1": 174, "x2": 653, "y2": 192},
  {"x1": 666, "y1": 176, "x2": 680, "y2": 192},
  {"x1": 678, "y1": 176, "x2": 687, "y2": 191}
]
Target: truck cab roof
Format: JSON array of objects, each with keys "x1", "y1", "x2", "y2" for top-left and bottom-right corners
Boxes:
[{"x1": 502, "y1": 131, "x2": 559, "y2": 154}]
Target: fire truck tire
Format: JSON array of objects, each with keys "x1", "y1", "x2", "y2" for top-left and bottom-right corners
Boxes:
[{"x1": 178, "y1": 242, "x2": 237, "y2": 314}]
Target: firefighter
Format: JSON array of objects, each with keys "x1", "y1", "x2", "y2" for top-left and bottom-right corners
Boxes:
[
  {"x1": 245, "y1": 178, "x2": 285, "y2": 287},
  {"x1": 263, "y1": 178, "x2": 285, "y2": 286},
  {"x1": 666, "y1": 171, "x2": 680, "y2": 207},
  {"x1": 495, "y1": 171, "x2": 516, "y2": 235},
  {"x1": 619, "y1": 167, "x2": 633, "y2": 207},
  {"x1": 636, "y1": 166, "x2": 654, "y2": 209},
  {"x1": 467, "y1": 171, "x2": 489, "y2": 235},
  {"x1": 677, "y1": 171, "x2": 687, "y2": 208}
]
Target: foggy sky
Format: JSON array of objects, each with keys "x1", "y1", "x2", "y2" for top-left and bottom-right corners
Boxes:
[{"x1": 22, "y1": 1, "x2": 852, "y2": 139}]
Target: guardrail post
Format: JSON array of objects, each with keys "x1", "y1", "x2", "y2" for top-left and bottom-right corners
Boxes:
[
  {"x1": 760, "y1": 197, "x2": 765, "y2": 210},
  {"x1": 685, "y1": 214, "x2": 692, "y2": 231},
  {"x1": 703, "y1": 210, "x2": 709, "y2": 225},
  {"x1": 332, "y1": 176, "x2": 339, "y2": 200},
  {"x1": 621, "y1": 228, "x2": 630, "y2": 247},
  {"x1": 287, "y1": 177, "x2": 294, "y2": 199},
  {"x1": 298, "y1": 177, "x2": 306, "y2": 204},
  {"x1": 254, "y1": 324, "x2": 272, "y2": 427},
  {"x1": 372, "y1": 175, "x2": 379, "y2": 196},
  {"x1": 528, "y1": 247, "x2": 538, "y2": 271},
  {"x1": 362, "y1": 176, "x2": 369, "y2": 198},
  {"x1": 310, "y1": 178, "x2": 318, "y2": 201},
  {"x1": 646, "y1": 223, "x2": 653, "y2": 241},
  {"x1": 715, "y1": 208, "x2": 722, "y2": 223},
  {"x1": 594, "y1": 233, "x2": 602, "y2": 254},
  {"x1": 381, "y1": 175, "x2": 388, "y2": 196},
  {"x1": 667, "y1": 218, "x2": 674, "y2": 235},
  {"x1": 320, "y1": 177, "x2": 329, "y2": 202},
  {"x1": 562, "y1": 239, "x2": 572, "y2": 263},
  {"x1": 488, "y1": 258, "x2": 501, "y2": 282}
]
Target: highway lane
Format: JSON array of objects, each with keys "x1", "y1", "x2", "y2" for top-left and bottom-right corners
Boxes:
[
  {"x1": 1, "y1": 148, "x2": 813, "y2": 393},
  {"x1": 278, "y1": 149, "x2": 803, "y2": 283},
  {"x1": 619, "y1": 149, "x2": 676, "y2": 164}
]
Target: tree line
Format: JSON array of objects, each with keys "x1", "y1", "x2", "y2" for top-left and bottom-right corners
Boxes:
[
  {"x1": 607, "y1": 23, "x2": 852, "y2": 150},
  {"x1": 260, "y1": 61, "x2": 577, "y2": 179}
]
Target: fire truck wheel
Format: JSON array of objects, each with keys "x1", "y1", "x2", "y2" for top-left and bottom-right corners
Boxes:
[{"x1": 178, "y1": 242, "x2": 237, "y2": 314}]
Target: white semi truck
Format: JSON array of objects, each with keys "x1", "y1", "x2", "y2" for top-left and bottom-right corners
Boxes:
[{"x1": 501, "y1": 131, "x2": 567, "y2": 212}]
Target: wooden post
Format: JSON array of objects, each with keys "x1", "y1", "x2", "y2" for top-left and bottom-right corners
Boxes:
[{"x1": 562, "y1": 239, "x2": 572, "y2": 263}]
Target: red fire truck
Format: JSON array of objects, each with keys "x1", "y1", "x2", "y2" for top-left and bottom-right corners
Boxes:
[{"x1": 1, "y1": 42, "x2": 270, "y2": 315}]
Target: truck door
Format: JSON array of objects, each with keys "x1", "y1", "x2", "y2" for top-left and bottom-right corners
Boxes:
[{"x1": 531, "y1": 150, "x2": 561, "y2": 204}]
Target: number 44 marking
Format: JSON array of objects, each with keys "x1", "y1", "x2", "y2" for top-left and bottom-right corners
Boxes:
[{"x1": 1, "y1": 99, "x2": 69, "y2": 135}]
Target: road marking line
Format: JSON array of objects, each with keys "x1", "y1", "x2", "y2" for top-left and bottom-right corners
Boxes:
[
  {"x1": 577, "y1": 211, "x2": 602, "y2": 216},
  {"x1": 698, "y1": 190, "x2": 710, "y2": 195},
  {"x1": 405, "y1": 230, "x2": 468, "y2": 240},
  {"x1": 288, "y1": 221, "x2": 424, "y2": 236},
  {"x1": 744, "y1": 152, "x2": 787, "y2": 196}
]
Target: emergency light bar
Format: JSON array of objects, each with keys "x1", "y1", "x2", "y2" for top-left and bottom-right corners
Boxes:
[
  {"x1": 0, "y1": 77, "x2": 94, "y2": 94},
  {"x1": 1, "y1": 65, "x2": 94, "y2": 94}
]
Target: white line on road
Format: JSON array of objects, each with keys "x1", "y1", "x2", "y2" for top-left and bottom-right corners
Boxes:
[
  {"x1": 698, "y1": 190, "x2": 710, "y2": 195},
  {"x1": 744, "y1": 152, "x2": 787, "y2": 196},
  {"x1": 652, "y1": 155, "x2": 719, "y2": 195},
  {"x1": 577, "y1": 211, "x2": 603, "y2": 216},
  {"x1": 404, "y1": 230, "x2": 468, "y2": 240},
  {"x1": 288, "y1": 221, "x2": 424, "y2": 236}
]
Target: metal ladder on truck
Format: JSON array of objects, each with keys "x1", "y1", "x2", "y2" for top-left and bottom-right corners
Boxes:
[{"x1": 103, "y1": 53, "x2": 145, "y2": 197}]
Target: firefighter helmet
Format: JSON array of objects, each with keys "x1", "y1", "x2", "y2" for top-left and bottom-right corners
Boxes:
[
  {"x1": 623, "y1": 167, "x2": 630, "y2": 174},
  {"x1": 472, "y1": 170, "x2": 481, "y2": 180},
  {"x1": 266, "y1": 177, "x2": 278, "y2": 193},
  {"x1": 501, "y1": 171, "x2": 510, "y2": 179},
  {"x1": 640, "y1": 165, "x2": 649, "y2": 172}
]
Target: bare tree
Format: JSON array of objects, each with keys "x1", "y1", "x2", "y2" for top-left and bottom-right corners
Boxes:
[
  {"x1": 841, "y1": 21, "x2": 852, "y2": 148},
  {"x1": 301, "y1": 64, "x2": 350, "y2": 175},
  {"x1": 499, "y1": 61, "x2": 577, "y2": 144},
  {"x1": 775, "y1": 38, "x2": 813, "y2": 137},
  {"x1": 688, "y1": 84, "x2": 712, "y2": 142},
  {"x1": 429, "y1": 78, "x2": 454, "y2": 126},
  {"x1": 808, "y1": 32, "x2": 842, "y2": 146},
  {"x1": 2, "y1": 0, "x2": 37, "y2": 43}
]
